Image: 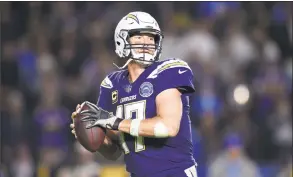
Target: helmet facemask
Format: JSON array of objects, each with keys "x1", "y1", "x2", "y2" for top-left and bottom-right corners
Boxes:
[{"x1": 117, "y1": 28, "x2": 163, "y2": 68}]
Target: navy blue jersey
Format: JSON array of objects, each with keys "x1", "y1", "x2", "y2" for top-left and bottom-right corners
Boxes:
[{"x1": 97, "y1": 58, "x2": 196, "y2": 177}]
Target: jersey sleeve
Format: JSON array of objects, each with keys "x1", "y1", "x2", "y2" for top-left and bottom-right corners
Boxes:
[
  {"x1": 96, "y1": 75, "x2": 113, "y2": 111},
  {"x1": 148, "y1": 59, "x2": 195, "y2": 95}
]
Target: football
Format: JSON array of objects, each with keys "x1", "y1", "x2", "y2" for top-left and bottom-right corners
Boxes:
[{"x1": 74, "y1": 102, "x2": 106, "y2": 152}]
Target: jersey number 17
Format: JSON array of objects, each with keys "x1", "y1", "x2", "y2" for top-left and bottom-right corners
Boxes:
[{"x1": 116, "y1": 100, "x2": 146, "y2": 154}]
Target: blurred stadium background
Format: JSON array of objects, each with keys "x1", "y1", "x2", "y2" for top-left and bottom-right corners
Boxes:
[{"x1": 0, "y1": 1, "x2": 292, "y2": 177}]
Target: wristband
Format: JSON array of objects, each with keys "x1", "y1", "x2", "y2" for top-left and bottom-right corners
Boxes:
[{"x1": 130, "y1": 119, "x2": 141, "y2": 137}]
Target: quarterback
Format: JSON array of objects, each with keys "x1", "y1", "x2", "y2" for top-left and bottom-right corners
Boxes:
[{"x1": 71, "y1": 11, "x2": 198, "y2": 177}]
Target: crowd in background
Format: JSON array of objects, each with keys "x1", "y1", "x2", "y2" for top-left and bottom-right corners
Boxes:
[{"x1": 1, "y1": 2, "x2": 292, "y2": 177}]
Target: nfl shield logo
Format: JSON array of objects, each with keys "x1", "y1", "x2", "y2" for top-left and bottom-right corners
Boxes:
[{"x1": 124, "y1": 85, "x2": 132, "y2": 93}]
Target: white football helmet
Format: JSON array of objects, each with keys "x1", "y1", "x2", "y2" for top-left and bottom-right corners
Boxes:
[{"x1": 114, "y1": 11, "x2": 164, "y2": 69}]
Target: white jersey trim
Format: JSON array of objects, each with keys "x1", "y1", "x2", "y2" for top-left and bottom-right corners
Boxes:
[
  {"x1": 147, "y1": 58, "x2": 191, "y2": 79},
  {"x1": 101, "y1": 76, "x2": 113, "y2": 89}
]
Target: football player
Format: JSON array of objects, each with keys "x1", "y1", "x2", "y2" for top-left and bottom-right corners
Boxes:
[{"x1": 71, "y1": 11, "x2": 198, "y2": 177}]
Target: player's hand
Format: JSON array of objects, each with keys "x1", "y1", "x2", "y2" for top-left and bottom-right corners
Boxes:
[
  {"x1": 80, "y1": 101, "x2": 123, "y2": 130},
  {"x1": 70, "y1": 104, "x2": 81, "y2": 139},
  {"x1": 70, "y1": 123, "x2": 77, "y2": 139}
]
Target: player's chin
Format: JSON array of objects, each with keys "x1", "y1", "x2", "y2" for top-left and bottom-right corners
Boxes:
[{"x1": 135, "y1": 60, "x2": 153, "y2": 68}]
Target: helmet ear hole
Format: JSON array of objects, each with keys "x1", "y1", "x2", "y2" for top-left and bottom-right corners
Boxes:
[{"x1": 116, "y1": 41, "x2": 121, "y2": 45}]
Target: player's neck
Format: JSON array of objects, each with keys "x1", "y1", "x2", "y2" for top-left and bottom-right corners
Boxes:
[{"x1": 127, "y1": 61, "x2": 145, "y2": 83}]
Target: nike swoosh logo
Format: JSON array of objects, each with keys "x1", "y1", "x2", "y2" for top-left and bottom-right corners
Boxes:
[{"x1": 178, "y1": 69, "x2": 187, "y2": 74}]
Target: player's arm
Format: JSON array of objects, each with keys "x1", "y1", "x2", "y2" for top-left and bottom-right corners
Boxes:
[
  {"x1": 80, "y1": 91, "x2": 182, "y2": 138},
  {"x1": 118, "y1": 88, "x2": 182, "y2": 137},
  {"x1": 96, "y1": 130, "x2": 122, "y2": 160}
]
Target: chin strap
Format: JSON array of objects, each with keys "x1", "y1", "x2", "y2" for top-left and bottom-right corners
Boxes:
[{"x1": 113, "y1": 59, "x2": 133, "y2": 70}]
